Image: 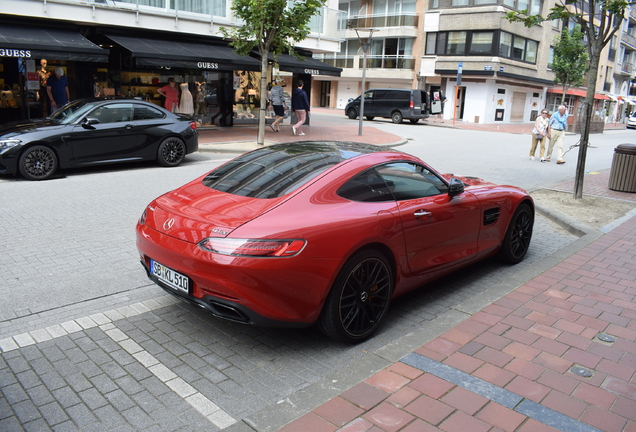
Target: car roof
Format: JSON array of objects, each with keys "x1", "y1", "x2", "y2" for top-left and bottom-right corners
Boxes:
[{"x1": 201, "y1": 141, "x2": 400, "y2": 199}]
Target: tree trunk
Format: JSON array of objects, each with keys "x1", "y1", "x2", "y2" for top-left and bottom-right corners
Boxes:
[
  {"x1": 257, "y1": 52, "x2": 269, "y2": 146},
  {"x1": 573, "y1": 45, "x2": 601, "y2": 199}
]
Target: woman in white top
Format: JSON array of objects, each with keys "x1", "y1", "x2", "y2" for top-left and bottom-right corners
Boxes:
[{"x1": 530, "y1": 109, "x2": 549, "y2": 161}]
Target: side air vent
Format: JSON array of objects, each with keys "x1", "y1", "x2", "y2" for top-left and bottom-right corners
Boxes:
[{"x1": 484, "y1": 207, "x2": 500, "y2": 225}]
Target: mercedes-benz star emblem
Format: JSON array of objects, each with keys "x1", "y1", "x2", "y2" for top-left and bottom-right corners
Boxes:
[{"x1": 163, "y1": 218, "x2": 175, "y2": 230}]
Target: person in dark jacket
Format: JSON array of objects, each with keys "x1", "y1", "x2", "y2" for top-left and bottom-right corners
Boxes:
[{"x1": 291, "y1": 80, "x2": 310, "y2": 136}]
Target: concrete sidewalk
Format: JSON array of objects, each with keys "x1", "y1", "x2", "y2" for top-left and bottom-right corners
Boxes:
[{"x1": 276, "y1": 170, "x2": 636, "y2": 432}]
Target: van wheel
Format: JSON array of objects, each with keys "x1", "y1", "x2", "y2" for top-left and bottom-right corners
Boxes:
[
  {"x1": 391, "y1": 112, "x2": 403, "y2": 123},
  {"x1": 366, "y1": 116, "x2": 375, "y2": 121},
  {"x1": 409, "y1": 119, "x2": 419, "y2": 124},
  {"x1": 347, "y1": 109, "x2": 358, "y2": 120}
]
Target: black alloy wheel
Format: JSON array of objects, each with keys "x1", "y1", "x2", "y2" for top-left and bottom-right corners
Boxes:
[
  {"x1": 319, "y1": 250, "x2": 393, "y2": 343},
  {"x1": 498, "y1": 203, "x2": 534, "y2": 264},
  {"x1": 347, "y1": 109, "x2": 358, "y2": 120},
  {"x1": 157, "y1": 137, "x2": 186, "y2": 167},
  {"x1": 18, "y1": 145, "x2": 58, "y2": 181}
]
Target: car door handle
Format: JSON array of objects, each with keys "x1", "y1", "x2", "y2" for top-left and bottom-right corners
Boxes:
[
  {"x1": 414, "y1": 210, "x2": 432, "y2": 219},
  {"x1": 125, "y1": 124, "x2": 136, "y2": 129}
]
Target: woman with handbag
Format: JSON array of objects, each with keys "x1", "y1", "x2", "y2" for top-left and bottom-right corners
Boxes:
[{"x1": 530, "y1": 109, "x2": 549, "y2": 161}]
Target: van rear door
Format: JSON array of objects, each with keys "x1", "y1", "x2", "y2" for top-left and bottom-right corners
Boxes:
[{"x1": 420, "y1": 91, "x2": 430, "y2": 116}]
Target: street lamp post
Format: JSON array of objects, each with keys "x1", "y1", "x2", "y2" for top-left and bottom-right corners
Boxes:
[{"x1": 354, "y1": 28, "x2": 378, "y2": 136}]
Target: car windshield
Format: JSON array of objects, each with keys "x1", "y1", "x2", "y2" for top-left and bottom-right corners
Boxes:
[{"x1": 48, "y1": 100, "x2": 96, "y2": 124}]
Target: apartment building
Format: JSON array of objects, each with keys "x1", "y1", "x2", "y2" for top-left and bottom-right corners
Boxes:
[
  {"x1": 317, "y1": 0, "x2": 636, "y2": 127},
  {"x1": 0, "y1": 0, "x2": 344, "y2": 126}
]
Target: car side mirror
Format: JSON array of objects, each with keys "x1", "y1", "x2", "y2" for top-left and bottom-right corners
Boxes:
[
  {"x1": 82, "y1": 117, "x2": 100, "y2": 129},
  {"x1": 348, "y1": 98, "x2": 353, "y2": 103},
  {"x1": 448, "y1": 177, "x2": 464, "y2": 196}
]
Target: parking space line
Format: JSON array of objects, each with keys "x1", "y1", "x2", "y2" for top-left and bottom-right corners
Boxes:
[{"x1": 101, "y1": 322, "x2": 237, "y2": 429}]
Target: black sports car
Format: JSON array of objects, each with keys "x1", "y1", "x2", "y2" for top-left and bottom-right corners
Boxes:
[{"x1": 0, "y1": 98, "x2": 198, "y2": 180}]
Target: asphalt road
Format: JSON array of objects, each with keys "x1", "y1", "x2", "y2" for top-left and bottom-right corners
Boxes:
[{"x1": 0, "y1": 115, "x2": 631, "y2": 431}]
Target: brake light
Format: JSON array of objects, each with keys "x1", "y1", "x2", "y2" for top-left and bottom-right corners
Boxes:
[
  {"x1": 410, "y1": 101, "x2": 414, "y2": 109},
  {"x1": 189, "y1": 121, "x2": 197, "y2": 130},
  {"x1": 198, "y1": 238, "x2": 306, "y2": 257}
]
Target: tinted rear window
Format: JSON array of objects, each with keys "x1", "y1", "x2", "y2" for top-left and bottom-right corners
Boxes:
[{"x1": 202, "y1": 142, "x2": 383, "y2": 199}]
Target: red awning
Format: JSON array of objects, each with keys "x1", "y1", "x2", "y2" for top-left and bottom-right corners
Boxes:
[{"x1": 546, "y1": 87, "x2": 609, "y2": 100}]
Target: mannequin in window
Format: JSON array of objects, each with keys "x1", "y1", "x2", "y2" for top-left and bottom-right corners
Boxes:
[
  {"x1": 37, "y1": 59, "x2": 51, "y2": 113},
  {"x1": 179, "y1": 83, "x2": 194, "y2": 114},
  {"x1": 194, "y1": 81, "x2": 206, "y2": 116}
]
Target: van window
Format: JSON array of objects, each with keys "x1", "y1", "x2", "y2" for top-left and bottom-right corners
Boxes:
[{"x1": 385, "y1": 90, "x2": 406, "y2": 99}]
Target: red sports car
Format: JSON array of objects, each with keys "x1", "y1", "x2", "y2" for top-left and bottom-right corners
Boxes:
[{"x1": 136, "y1": 142, "x2": 534, "y2": 343}]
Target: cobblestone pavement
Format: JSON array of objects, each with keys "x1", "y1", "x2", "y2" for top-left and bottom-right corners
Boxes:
[{"x1": 0, "y1": 124, "x2": 609, "y2": 432}]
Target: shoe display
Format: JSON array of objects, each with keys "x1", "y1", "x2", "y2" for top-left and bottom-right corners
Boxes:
[
  {"x1": 557, "y1": 160, "x2": 565, "y2": 164},
  {"x1": 292, "y1": 126, "x2": 296, "y2": 136}
]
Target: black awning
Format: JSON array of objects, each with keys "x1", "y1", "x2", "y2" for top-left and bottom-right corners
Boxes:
[
  {"x1": 271, "y1": 53, "x2": 342, "y2": 77},
  {"x1": 0, "y1": 25, "x2": 108, "y2": 62},
  {"x1": 106, "y1": 35, "x2": 261, "y2": 71}
]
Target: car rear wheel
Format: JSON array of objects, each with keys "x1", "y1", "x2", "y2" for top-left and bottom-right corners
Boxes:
[
  {"x1": 366, "y1": 116, "x2": 375, "y2": 121},
  {"x1": 409, "y1": 119, "x2": 420, "y2": 124},
  {"x1": 347, "y1": 109, "x2": 358, "y2": 120},
  {"x1": 318, "y1": 250, "x2": 393, "y2": 343},
  {"x1": 18, "y1": 145, "x2": 58, "y2": 181},
  {"x1": 498, "y1": 203, "x2": 533, "y2": 264},
  {"x1": 157, "y1": 137, "x2": 186, "y2": 167},
  {"x1": 391, "y1": 111, "x2": 403, "y2": 123}
]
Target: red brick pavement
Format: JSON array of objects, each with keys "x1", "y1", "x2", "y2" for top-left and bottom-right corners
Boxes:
[{"x1": 278, "y1": 169, "x2": 636, "y2": 432}]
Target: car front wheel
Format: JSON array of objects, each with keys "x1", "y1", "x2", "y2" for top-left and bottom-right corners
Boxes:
[
  {"x1": 318, "y1": 250, "x2": 393, "y2": 343},
  {"x1": 18, "y1": 145, "x2": 58, "y2": 180},
  {"x1": 498, "y1": 203, "x2": 533, "y2": 264},
  {"x1": 157, "y1": 137, "x2": 186, "y2": 167},
  {"x1": 347, "y1": 109, "x2": 358, "y2": 120}
]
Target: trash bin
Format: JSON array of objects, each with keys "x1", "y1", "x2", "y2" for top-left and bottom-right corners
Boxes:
[{"x1": 608, "y1": 144, "x2": 636, "y2": 192}]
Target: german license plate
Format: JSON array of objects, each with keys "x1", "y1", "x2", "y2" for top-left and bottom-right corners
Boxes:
[{"x1": 150, "y1": 260, "x2": 189, "y2": 294}]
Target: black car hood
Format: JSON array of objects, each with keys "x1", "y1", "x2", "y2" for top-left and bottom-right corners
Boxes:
[{"x1": 0, "y1": 119, "x2": 67, "y2": 137}]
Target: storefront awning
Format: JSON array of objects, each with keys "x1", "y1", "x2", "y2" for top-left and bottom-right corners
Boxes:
[
  {"x1": 0, "y1": 25, "x2": 108, "y2": 62},
  {"x1": 106, "y1": 35, "x2": 261, "y2": 71},
  {"x1": 270, "y1": 53, "x2": 342, "y2": 77},
  {"x1": 546, "y1": 87, "x2": 609, "y2": 100}
]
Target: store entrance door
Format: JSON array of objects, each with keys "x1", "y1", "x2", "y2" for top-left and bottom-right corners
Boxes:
[{"x1": 320, "y1": 81, "x2": 331, "y2": 107}]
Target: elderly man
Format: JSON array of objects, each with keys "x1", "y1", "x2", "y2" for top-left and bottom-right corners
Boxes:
[
  {"x1": 46, "y1": 67, "x2": 70, "y2": 114},
  {"x1": 546, "y1": 105, "x2": 568, "y2": 164}
]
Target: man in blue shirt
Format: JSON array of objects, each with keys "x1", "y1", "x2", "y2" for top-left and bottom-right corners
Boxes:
[
  {"x1": 546, "y1": 105, "x2": 568, "y2": 164},
  {"x1": 46, "y1": 67, "x2": 70, "y2": 114}
]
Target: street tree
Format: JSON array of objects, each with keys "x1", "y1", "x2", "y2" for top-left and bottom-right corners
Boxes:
[
  {"x1": 221, "y1": 0, "x2": 326, "y2": 146},
  {"x1": 507, "y1": 0, "x2": 626, "y2": 199},
  {"x1": 552, "y1": 25, "x2": 588, "y2": 104}
]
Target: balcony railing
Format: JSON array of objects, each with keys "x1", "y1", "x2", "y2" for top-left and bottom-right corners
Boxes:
[
  {"x1": 343, "y1": 13, "x2": 418, "y2": 30},
  {"x1": 622, "y1": 32, "x2": 636, "y2": 49},
  {"x1": 315, "y1": 55, "x2": 415, "y2": 70},
  {"x1": 623, "y1": 62, "x2": 634, "y2": 74}
]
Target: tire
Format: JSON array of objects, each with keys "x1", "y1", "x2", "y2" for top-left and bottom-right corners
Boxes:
[
  {"x1": 347, "y1": 109, "x2": 358, "y2": 120},
  {"x1": 18, "y1": 145, "x2": 58, "y2": 181},
  {"x1": 391, "y1": 111, "x2": 403, "y2": 124},
  {"x1": 409, "y1": 119, "x2": 420, "y2": 124},
  {"x1": 318, "y1": 250, "x2": 393, "y2": 343},
  {"x1": 498, "y1": 203, "x2": 534, "y2": 264},
  {"x1": 157, "y1": 137, "x2": 186, "y2": 167},
  {"x1": 366, "y1": 116, "x2": 375, "y2": 121}
]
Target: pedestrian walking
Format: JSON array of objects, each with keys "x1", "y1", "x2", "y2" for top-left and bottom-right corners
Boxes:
[
  {"x1": 546, "y1": 105, "x2": 568, "y2": 164},
  {"x1": 291, "y1": 80, "x2": 309, "y2": 136},
  {"x1": 530, "y1": 109, "x2": 549, "y2": 161},
  {"x1": 269, "y1": 78, "x2": 286, "y2": 132}
]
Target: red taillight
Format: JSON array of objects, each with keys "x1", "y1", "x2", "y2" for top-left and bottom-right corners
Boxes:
[
  {"x1": 198, "y1": 238, "x2": 306, "y2": 257},
  {"x1": 189, "y1": 121, "x2": 197, "y2": 130},
  {"x1": 410, "y1": 101, "x2": 414, "y2": 109}
]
